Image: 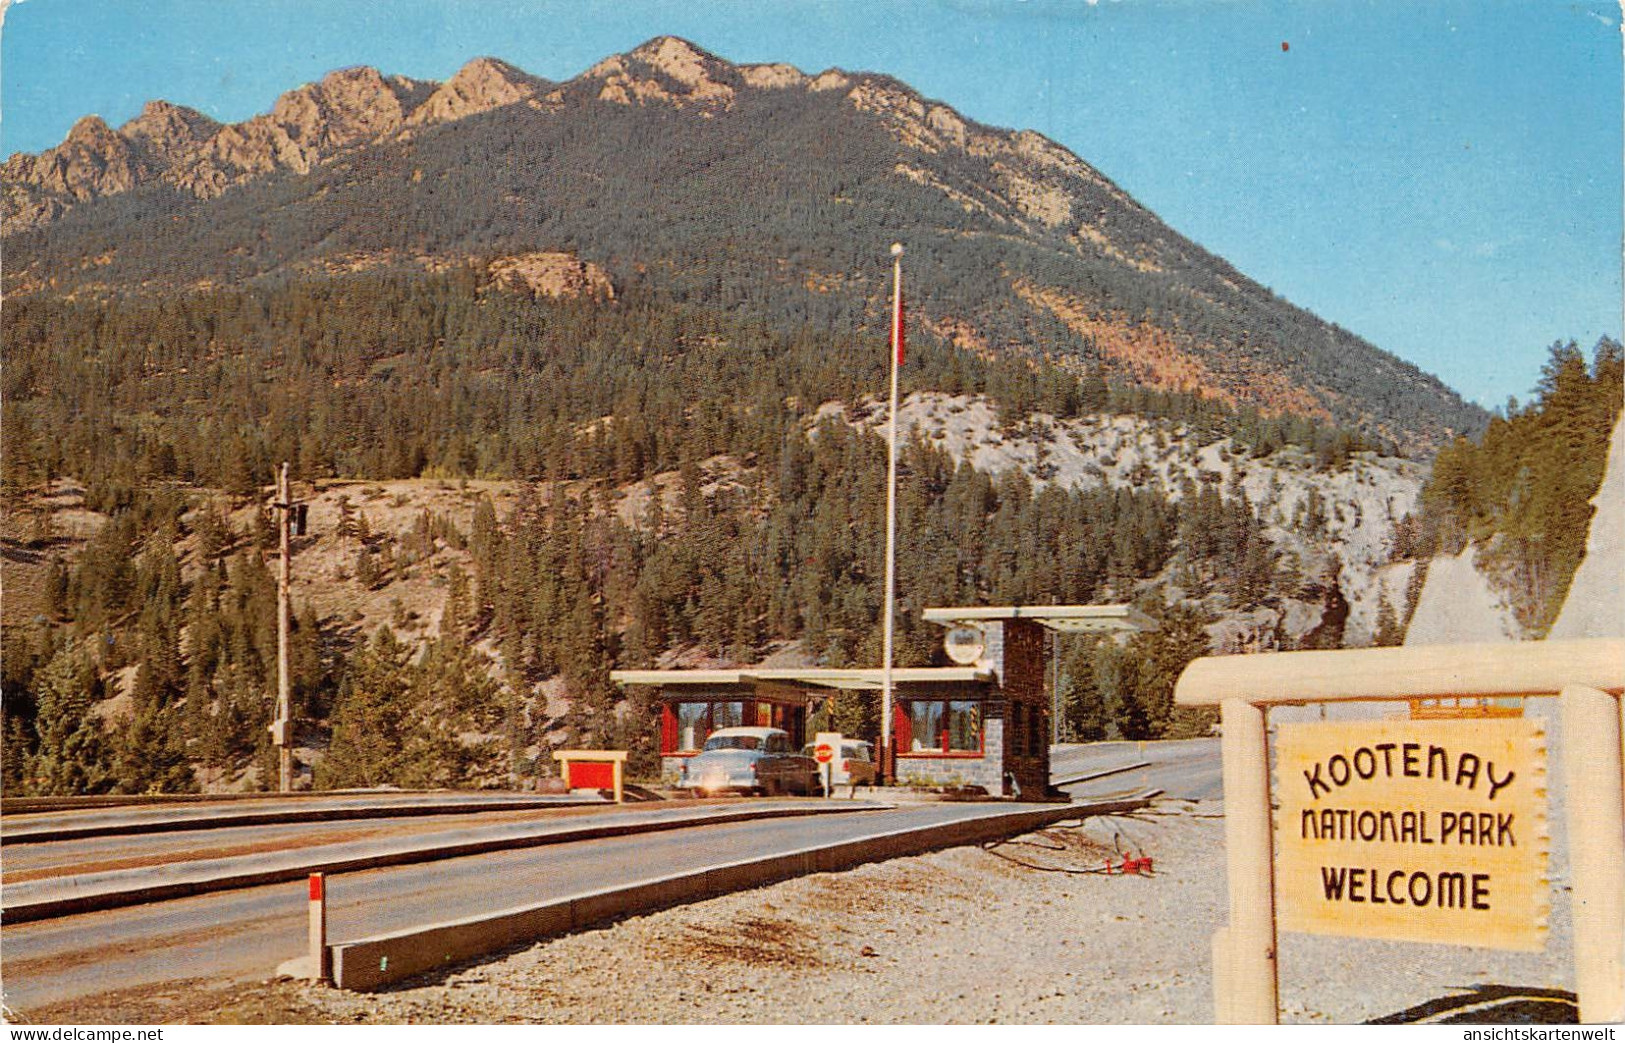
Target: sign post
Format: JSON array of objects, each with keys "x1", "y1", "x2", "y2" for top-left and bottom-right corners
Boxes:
[
  {"x1": 1219, "y1": 698, "x2": 1278, "y2": 1023},
  {"x1": 814, "y1": 731, "x2": 841, "y2": 798},
  {"x1": 1562, "y1": 684, "x2": 1625, "y2": 1022},
  {"x1": 1173, "y1": 639, "x2": 1620, "y2": 1024}
]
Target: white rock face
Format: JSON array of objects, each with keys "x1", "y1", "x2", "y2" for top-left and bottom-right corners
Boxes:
[
  {"x1": 823, "y1": 391, "x2": 1426, "y2": 645},
  {"x1": 1548, "y1": 414, "x2": 1624, "y2": 640},
  {"x1": 1403, "y1": 545, "x2": 1525, "y2": 646}
]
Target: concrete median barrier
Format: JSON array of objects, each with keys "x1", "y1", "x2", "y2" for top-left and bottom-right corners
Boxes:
[
  {"x1": 571, "y1": 874, "x2": 711, "y2": 927},
  {"x1": 334, "y1": 901, "x2": 577, "y2": 991}
]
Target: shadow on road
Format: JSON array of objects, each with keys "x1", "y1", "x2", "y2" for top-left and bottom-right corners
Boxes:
[{"x1": 1368, "y1": 984, "x2": 1578, "y2": 1024}]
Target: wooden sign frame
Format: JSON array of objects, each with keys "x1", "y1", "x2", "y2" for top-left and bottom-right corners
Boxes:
[{"x1": 1173, "y1": 638, "x2": 1624, "y2": 1024}]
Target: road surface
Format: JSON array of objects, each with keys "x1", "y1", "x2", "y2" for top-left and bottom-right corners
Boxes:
[
  {"x1": 2, "y1": 800, "x2": 784, "y2": 882},
  {"x1": 1051, "y1": 738, "x2": 1223, "y2": 802},
  {"x1": 2, "y1": 801, "x2": 1082, "y2": 1015}
]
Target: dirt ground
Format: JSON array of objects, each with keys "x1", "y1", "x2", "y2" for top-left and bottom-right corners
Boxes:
[{"x1": 5, "y1": 799, "x2": 1583, "y2": 1025}]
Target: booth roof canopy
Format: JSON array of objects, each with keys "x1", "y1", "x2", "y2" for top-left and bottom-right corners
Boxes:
[
  {"x1": 609, "y1": 666, "x2": 995, "y2": 691},
  {"x1": 920, "y1": 604, "x2": 1158, "y2": 633}
]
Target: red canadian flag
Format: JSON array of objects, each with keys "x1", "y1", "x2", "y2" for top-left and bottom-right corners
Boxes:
[{"x1": 892, "y1": 279, "x2": 905, "y2": 366}]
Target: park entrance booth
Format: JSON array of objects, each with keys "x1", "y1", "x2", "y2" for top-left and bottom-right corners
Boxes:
[
  {"x1": 610, "y1": 666, "x2": 994, "y2": 788},
  {"x1": 612, "y1": 604, "x2": 1153, "y2": 796}
]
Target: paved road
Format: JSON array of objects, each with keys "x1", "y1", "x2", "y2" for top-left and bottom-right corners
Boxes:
[
  {"x1": 2, "y1": 801, "x2": 1079, "y2": 1015},
  {"x1": 1052, "y1": 738, "x2": 1223, "y2": 802},
  {"x1": 2, "y1": 792, "x2": 596, "y2": 843},
  {"x1": 2, "y1": 800, "x2": 763, "y2": 881}
]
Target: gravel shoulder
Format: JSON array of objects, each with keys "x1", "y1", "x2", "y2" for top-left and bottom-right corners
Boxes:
[{"x1": 12, "y1": 798, "x2": 1579, "y2": 1025}]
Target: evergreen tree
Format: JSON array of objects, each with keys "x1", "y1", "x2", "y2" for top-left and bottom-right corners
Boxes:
[
  {"x1": 319, "y1": 628, "x2": 413, "y2": 788},
  {"x1": 26, "y1": 645, "x2": 113, "y2": 794}
]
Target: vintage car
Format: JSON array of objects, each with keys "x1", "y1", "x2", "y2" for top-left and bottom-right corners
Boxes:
[
  {"x1": 677, "y1": 726, "x2": 818, "y2": 796},
  {"x1": 802, "y1": 738, "x2": 877, "y2": 787}
]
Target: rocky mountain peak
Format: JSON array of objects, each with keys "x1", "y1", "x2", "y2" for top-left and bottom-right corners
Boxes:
[
  {"x1": 629, "y1": 35, "x2": 714, "y2": 68},
  {"x1": 271, "y1": 66, "x2": 425, "y2": 138},
  {"x1": 5, "y1": 114, "x2": 147, "y2": 205},
  {"x1": 592, "y1": 36, "x2": 740, "y2": 107},
  {"x1": 120, "y1": 100, "x2": 221, "y2": 163},
  {"x1": 64, "y1": 114, "x2": 118, "y2": 147},
  {"x1": 406, "y1": 56, "x2": 550, "y2": 126},
  {"x1": 2, "y1": 42, "x2": 1486, "y2": 452},
  {"x1": 738, "y1": 62, "x2": 810, "y2": 90},
  {"x1": 207, "y1": 65, "x2": 429, "y2": 178}
]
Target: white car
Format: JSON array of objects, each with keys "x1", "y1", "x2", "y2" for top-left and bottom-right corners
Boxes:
[{"x1": 677, "y1": 727, "x2": 819, "y2": 796}]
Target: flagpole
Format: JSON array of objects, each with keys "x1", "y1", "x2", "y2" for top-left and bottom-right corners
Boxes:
[{"x1": 881, "y1": 243, "x2": 903, "y2": 784}]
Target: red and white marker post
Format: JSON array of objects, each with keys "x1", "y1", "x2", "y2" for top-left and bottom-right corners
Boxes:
[{"x1": 308, "y1": 872, "x2": 329, "y2": 982}]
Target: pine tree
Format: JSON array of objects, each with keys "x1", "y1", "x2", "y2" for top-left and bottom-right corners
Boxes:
[
  {"x1": 1059, "y1": 641, "x2": 1108, "y2": 742},
  {"x1": 27, "y1": 645, "x2": 113, "y2": 794},
  {"x1": 113, "y1": 661, "x2": 197, "y2": 793},
  {"x1": 319, "y1": 627, "x2": 412, "y2": 788}
]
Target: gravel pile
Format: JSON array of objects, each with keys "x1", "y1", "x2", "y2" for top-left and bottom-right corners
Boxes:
[{"x1": 292, "y1": 799, "x2": 1577, "y2": 1024}]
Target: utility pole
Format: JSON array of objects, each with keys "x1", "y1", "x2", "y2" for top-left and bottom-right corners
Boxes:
[
  {"x1": 272, "y1": 462, "x2": 294, "y2": 792},
  {"x1": 880, "y1": 242, "x2": 903, "y2": 785}
]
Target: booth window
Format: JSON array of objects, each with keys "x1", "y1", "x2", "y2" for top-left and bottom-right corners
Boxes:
[
  {"x1": 670, "y1": 701, "x2": 746, "y2": 753},
  {"x1": 904, "y1": 700, "x2": 982, "y2": 754}
]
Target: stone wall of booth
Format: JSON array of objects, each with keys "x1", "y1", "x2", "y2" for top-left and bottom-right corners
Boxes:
[
  {"x1": 895, "y1": 707, "x2": 1006, "y2": 792},
  {"x1": 1001, "y1": 619, "x2": 1051, "y2": 796}
]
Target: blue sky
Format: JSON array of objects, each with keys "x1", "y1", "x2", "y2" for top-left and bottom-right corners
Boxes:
[{"x1": 4, "y1": 0, "x2": 1620, "y2": 409}]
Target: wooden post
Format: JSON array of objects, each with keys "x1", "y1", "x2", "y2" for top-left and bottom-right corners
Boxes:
[
  {"x1": 1562, "y1": 684, "x2": 1625, "y2": 1023},
  {"x1": 308, "y1": 872, "x2": 329, "y2": 983},
  {"x1": 1210, "y1": 927, "x2": 1235, "y2": 1024},
  {"x1": 1217, "y1": 697, "x2": 1279, "y2": 1024}
]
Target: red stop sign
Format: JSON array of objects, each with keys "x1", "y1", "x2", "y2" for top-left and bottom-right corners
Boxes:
[{"x1": 814, "y1": 743, "x2": 834, "y2": 764}]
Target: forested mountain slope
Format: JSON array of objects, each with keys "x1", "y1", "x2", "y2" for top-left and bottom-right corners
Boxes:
[
  {"x1": 4, "y1": 37, "x2": 1483, "y2": 451},
  {"x1": 1404, "y1": 338, "x2": 1622, "y2": 635},
  {"x1": 1, "y1": 38, "x2": 1502, "y2": 794}
]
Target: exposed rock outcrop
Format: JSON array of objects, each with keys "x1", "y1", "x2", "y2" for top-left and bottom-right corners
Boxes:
[
  {"x1": 6, "y1": 114, "x2": 150, "y2": 203},
  {"x1": 178, "y1": 66, "x2": 431, "y2": 190},
  {"x1": 588, "y1": 36, "x2": 742, "y2": 108},
  {"x1": 825, "y1": 391, "x2": 1425, "y2": 648},
  {"x1": 407, "y1": 57, "x2": 551, "y2": 126},
  {"x1": 4, "y1": 65, "x2": 436, "y2": 224},
  {"x1": 120, "y1": 100, "x2": 221, "y2": 166},
  {"x1": 1399, "y1": 415, "x2": 1622, "y2": 647},
  {"x1": 487, "y1": 252, "x2": 614, "y2": 299}
]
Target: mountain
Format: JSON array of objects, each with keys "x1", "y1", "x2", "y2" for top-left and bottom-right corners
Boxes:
[{"x1": 2, "y1": 37, "x2": 1483, "y2": 452}]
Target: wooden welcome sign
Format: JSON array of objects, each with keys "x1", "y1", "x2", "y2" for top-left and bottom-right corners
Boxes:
[{"x1": 1275, "y1": 717, "x2": 1549, "y2": 951}]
